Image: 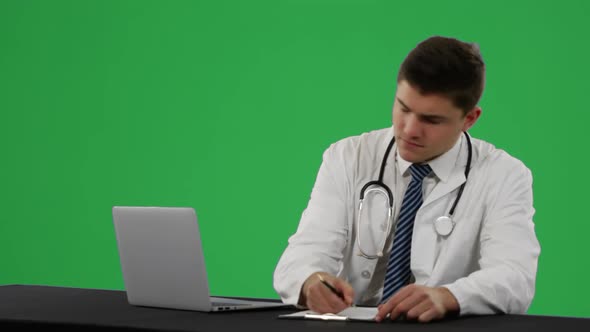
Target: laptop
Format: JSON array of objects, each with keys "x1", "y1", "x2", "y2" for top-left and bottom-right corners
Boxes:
[{"x1": 112, "y1": 206, "x2": 291, "y2": 312}]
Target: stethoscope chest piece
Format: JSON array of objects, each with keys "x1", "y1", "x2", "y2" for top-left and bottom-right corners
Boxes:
[{"x1": 434, "y1": 215, "x2": 455, "y2": 236}]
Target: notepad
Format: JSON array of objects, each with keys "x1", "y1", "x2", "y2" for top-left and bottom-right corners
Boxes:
[{"x1": 278, "y1": 306, "x2": 378, "y2": 321}]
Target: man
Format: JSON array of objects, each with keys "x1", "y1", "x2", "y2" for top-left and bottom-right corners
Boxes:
[{"x1": 273, "y1": 36, "x2": 540, "y2": 323}]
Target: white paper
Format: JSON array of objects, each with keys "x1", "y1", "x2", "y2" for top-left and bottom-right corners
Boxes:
[
  {"x1": 337, "y1": 307, "x2": 378, "y2": 320},
  {"x1": 278, "y1": 307, "x2": 378, "y2": 321}
]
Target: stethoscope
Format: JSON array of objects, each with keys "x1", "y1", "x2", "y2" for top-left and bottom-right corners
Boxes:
[{"x1": 356, "y1": 132, "x2": 473, "y2": 259}]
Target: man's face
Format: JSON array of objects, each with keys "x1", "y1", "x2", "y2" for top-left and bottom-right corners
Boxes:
[{"x1": 392, "y1": 80, "x2": 481, "y2": 163}]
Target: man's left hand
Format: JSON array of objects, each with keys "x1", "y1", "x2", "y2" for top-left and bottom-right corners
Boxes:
[{"x1": 375, "y1": 284, "x2": 460, "y2": 323}]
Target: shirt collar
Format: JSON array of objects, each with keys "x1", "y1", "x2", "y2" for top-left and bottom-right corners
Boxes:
[{"x1": 396, "y1": 134, "x2": 463, "y2": 183}]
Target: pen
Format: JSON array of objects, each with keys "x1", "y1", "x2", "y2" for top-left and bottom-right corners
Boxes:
[{"x1": 317, "y1": 274, "x2": 346, "y2": 302}]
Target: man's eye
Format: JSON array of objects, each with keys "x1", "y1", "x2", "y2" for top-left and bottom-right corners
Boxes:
[
  {"x1": 401, "y1": 108, "x2": 410, "y2": 113},
  {"x1": 425, "y1": 118, "x2": 442, "y2": 124}
]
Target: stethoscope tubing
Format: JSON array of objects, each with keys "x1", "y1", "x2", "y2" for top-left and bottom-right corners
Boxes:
[{"x1": 356, "y1": 132, "x2": 472, "y2": 259}]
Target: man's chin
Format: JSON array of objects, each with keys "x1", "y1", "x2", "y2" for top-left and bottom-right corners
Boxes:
[{"x1": 399, "y1": 149, "x2": 426, "y2": 164}]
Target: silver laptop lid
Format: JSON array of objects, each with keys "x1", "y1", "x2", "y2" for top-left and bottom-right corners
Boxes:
[{"x1": 112, "y1": 206, "x2": 212, "y2": 311}]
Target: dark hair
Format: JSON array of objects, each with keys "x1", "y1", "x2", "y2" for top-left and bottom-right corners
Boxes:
[{"x1": 397, "y1": 36, "x2": 485, "y2": 113}]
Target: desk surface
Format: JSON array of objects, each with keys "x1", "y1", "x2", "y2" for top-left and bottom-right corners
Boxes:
[{"x1": 1, "y1": 285, "x2": 588, "y2": 331}]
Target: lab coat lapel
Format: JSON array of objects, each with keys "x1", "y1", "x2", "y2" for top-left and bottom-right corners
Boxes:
[
  {"x1": 412, "y1": 135, "x2": 471, "y2": 282},
  {"x1": 411, "y1": 164, "x2": 466, "y2": 284},
  {"x1": 421, "y1": 171, "x2": 466, "y2": 209}
]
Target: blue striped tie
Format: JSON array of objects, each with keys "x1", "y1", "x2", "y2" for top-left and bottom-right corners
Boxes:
[{"x1": 381, "y1": 163, "x2": 432, "y2": 302}]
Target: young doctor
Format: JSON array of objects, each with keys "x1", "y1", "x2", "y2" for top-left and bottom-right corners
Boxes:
[{"x1": 273, "y1": 36, "x2": 540, "y2": 323}]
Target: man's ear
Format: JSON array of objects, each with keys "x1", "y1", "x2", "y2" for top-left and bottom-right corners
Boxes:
[{"x1": 462, "y1": 107, "x2": 482, "y2": 132}]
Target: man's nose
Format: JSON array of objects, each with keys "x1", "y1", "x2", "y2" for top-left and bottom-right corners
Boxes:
[{"x1": 403, "y1": 115, "x2": 421, "y2": 137}]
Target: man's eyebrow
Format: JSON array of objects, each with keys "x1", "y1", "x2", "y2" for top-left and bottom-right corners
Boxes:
[
  {"x1": 397, "y1": 97, "x2": 447, "y2": 121},
  {"x1": 397, "y1": 98, "x2": 411, "y2": 111},
  {"x1": 419, "y1": 114, "x2": 446, "y2": 121}
]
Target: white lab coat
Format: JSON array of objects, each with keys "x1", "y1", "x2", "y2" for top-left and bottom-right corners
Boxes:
[{"x1": 273, "y1": 127, "x2": 540, "y2": 315}]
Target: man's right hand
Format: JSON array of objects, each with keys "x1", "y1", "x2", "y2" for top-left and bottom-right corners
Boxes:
[{"x1": 299, "y1": 272, "x2": 355, "y2": 314}]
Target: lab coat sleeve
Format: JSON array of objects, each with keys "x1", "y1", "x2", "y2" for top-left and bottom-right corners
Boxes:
[
  {"x1": 273, "y1": 142, "x2": 353, "y2": 305},
  {"x1": 444, "y1": 161, "x2": 541, "y2": 315}
]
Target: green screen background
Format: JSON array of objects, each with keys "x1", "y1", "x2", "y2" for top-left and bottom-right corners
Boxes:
[{"x1": 1, "y1": 0, "x2": 588, "y2": 318}]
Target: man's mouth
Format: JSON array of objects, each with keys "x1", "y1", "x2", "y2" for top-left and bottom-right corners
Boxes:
[{"x1": 400, "y1": 137, "x2": 424, "y2": 148}]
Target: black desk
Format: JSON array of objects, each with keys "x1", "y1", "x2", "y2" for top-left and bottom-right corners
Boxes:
[{"x1": 1, "y1": 285, "x2": 588, "y2": 331}]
